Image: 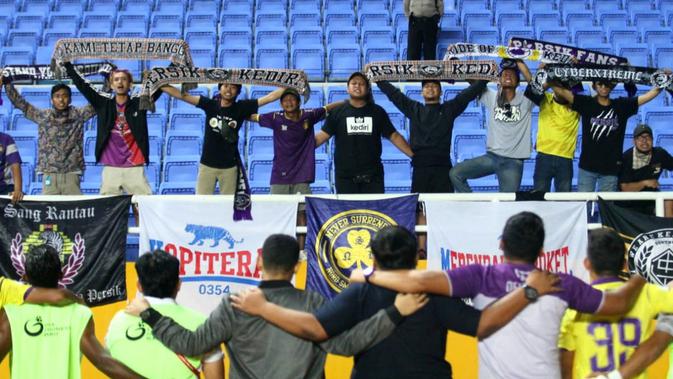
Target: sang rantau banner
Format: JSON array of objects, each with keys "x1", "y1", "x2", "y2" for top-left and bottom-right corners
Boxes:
[
  {"x1": 306, "y1": 195, "x2": 418, "y2": 299},
  {"x1": 0, "y1": 196, "x2": 131, "y2": 306},
  {"x1": 426, "y1": 201, "x2": 589, "y2": 281},
  {"x1": 599, "y1": 198, "x2": 673, "y2": 286},
  {"x1": 138, "y1": 196, "x2": 297, "y2": 314}
]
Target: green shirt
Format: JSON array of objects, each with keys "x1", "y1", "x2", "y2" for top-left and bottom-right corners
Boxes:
[
  {"x1": 105, "y1": 297, "x2": 222, "y2": 379},
  {"x1": 4, "y1": 303, "x2": 91, "y2": 379}
]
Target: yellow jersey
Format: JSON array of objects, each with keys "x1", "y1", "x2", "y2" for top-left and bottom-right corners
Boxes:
[
  {"x1": 536, "y1": 92, "x2": 580, "y2": 159},
  {"x1": 559, "y1": 278, "x2": 673, "y2": 379},
  {"x1": 0, "y1": 276, "x2": 29, "y2": 308}
]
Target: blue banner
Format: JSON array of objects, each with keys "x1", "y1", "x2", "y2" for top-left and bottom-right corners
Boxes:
[{"x1": 306, "y1": 195, "x2": 418, "y2": 299}]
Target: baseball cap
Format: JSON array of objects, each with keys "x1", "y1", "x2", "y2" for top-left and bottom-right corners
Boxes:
[
  {"x1": 634, "y1": 124, "x2": 653, "y2": 138},
  {"x1": 280, "y1": 88, "x2": 301, "y2": 102}
]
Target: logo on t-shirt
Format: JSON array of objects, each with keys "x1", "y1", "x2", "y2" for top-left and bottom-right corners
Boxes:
[
  {"x1": 346, "y1": 117, "x2": 373, "y2": 135},
  {"x1": 494, "y1": 105, "x2": 522, "y2": 122},
  {"x1": 628, "y1": 228, "x2": 673, "y2": 286},
  {"x1": 208, "y1": 116, "x2": 237, "y2": 133},
  {"x1": 589, "y1": 109, "x2": 619, "y2": 140}
]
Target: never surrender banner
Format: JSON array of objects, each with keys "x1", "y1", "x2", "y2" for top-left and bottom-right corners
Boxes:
[
  {"x1": 306, "y1": 195, "x2": 418, "y2": 299},
  {"x1": 599, "y1": 198, "x2": 673, "y2": 286},
  {"x1": 0, "y1": 196, "x2": 131, "y2": 306},
  {"x1": 426, "y1": 201, "x2": 589, "y2": 281},
  {"x1": 138, "y1": 196, "x2": 297, "y2": 314}
]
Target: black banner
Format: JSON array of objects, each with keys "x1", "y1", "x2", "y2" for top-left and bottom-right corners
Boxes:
[
  {"x1": 599, "y1": 198, "x2": 673, "y2": 286},
  {"x1": 0, "y1": 196, "x2": 131, "y2": 306}
]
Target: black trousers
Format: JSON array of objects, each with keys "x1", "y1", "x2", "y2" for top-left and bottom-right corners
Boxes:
[
  {"x1": 407, "y1": 15, "x2": 439, "y2": 60},
  {"x1": 335, "y1": 174, "x2": 385, "y2": 194},
  {"x1": 412, "y1": 166, "x2": 454, "y2": 193}
]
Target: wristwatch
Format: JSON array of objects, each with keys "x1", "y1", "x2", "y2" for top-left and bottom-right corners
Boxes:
[
  {"x1": 523, "y1": 285, "x2": 539, "y2": 302},
  {"x1": 363, "y1": 266, "x2": 375, "y2": 283}
]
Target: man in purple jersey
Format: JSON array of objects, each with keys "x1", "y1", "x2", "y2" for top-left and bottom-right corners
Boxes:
[
  {"x1": 249, "y1": 88, "x2": 344, "y2": 194},
  {"x1": 0, "y1": 132, "x2": 23, "y2": 203},
  {"x1": 349, "y1": 212, "x2": 648, "y2": 378}
]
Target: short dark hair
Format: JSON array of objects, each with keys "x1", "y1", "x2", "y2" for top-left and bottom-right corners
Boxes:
[
  {"x1": 136, "y1": 250, "x2": 180, "y2": 298},
  {"x1": 25, "y1": 244, "x2": 62, "y2": 288},
  {"x1": 371, "y1": 226, "x2": 417, "y2": 270},
  {"x1": 51, "y1": 83, "x2": 71, "y2": 98},
  {"x1": 421, "y1": 80, "x2": 441, "y2": 88},
  {"x1": 261, "y1": 234, "x2": 300, "y2": 274},
  {"x1": 587, "y1": 229, "x2": 625, "y2": 277},
  {"x1": 217, "y1": 82, "x2": 242, "y2": 97},
  {"x1": 501, "y1": 212, "x2": 545, "y2": 263}
]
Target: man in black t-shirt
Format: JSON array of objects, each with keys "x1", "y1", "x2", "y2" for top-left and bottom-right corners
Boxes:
[
  {"x1": 315, "y1": 72, "x2": 413, "y2": 194},
  {"x1": 551, "y1": 81, "x2": 664, "y2": 192},
  {"x1": 161, "y1": 84, "x2": 284, "y2": 194},
  {"x1": 619, "y1": 124, "x2": 673, "y2": 216}
]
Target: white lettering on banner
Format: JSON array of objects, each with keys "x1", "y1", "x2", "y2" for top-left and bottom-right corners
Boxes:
[
  {"x1": 426, "y1": 201, "x2": 589, "y2": 282},
  {"x1": 137, "y1": 197, "x2": 298, "y2": 314},
  {"x1": 346, "y1": 117, "x2": 373, "y2": 135}
]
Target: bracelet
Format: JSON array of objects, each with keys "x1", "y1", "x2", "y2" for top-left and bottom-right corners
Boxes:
[{"x1": 363, "y1": 266, "x2": 374, "y2": 284}]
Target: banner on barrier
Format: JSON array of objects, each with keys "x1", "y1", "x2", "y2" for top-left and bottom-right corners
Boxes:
[
  {"x1": 426, "y1": 201, "x2": 589, "y2": 281},
  {"x1": 138, "y1": 197, "x2": 298, "y2": 314},
  {"x1": 306, "y1": 195, "x2": 418, "y2": 299},
  {"x1": 599, "y1": 198, "x2": 673, "y2": 286},
  {"x1": 0, "y1": 196, "x2": 131, "y2": 306}
]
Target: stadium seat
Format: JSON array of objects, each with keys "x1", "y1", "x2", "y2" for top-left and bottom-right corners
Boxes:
[
  {"x1": 255, "y1": 48, "x2": 289, "y2": 69},
  {"x1": 82, "y1": 163, "x2": 104, "y2": 185},
  {"x1": 383, "y1": 159, "x2": 411, "y2": 193},
  {"x1": 158, "y1": 181, "x2": 196, "y2": 194},
  {"x1": 462, "y1": 11, "x2": 492, "y2": 29},
  {"x1": 19, "y1": 162, "x2": 33, "y2": 192},
  {"x1": 618, "y1": 44, "x2": 650, "y2": 67},
  {"x1": 1, "y1": 47, "x2": 34, "y2": 66},
  {"x1": 453, "y1": 129, "x2": 487, "y2": 164},
  {"x1": 247, "y1": 154, "x2": 273, "y2": 193},
  {"x1": 42, "y1": 30, "x2": 75, "y2": 47},
  {"x1": 565, "y1": 12, "x2": 595, "y2": 30},
  {"x1": 220, "y1": 14, "x2": 252, "y2": 29},
  {"x1": 6, "y1": 130, "x2": 37, "y2": 164},
  {"x1": 165, "y1": 130, "x2": 203, "y2": 157},
  {"x1": 81, "y1": 12, "x2": 114, "y2": 35},
  {"x1": 646, "y1": 107, "x2": 673, "y2": 130},
  {"x1": 531, "y1": 12, "x2": 561, "y2": 31},
  {"x1": 146, "y1": 113, "x2": 166, "y2": 139},
  {"x1": 599, "y1": 11, "x2": 629, "y2": 31},
  {"x1": 364, "y1": 47, "x2": 396, "y2": 65},
  {"x1": 653, "y1": 47, "x2": 673, "y2": 67},
  {"x1": 47, "y1": 12, "x2": 80, "y2": 33},
  {"x1": 169, "y1": 109, "x2": 206, "y2": 132},
  {"x1": 89, "y1": 0, "x2": 119, "y2": 12},
  {"x1": 325, "y1": 0, "x2": 353, "y2": 12},
  {"x1": 501, "y1": 27, "x2": 534, "y2": 44},
  {"x1": 0, "y1": 0, "x2": 17, "y2": 14},
  {"x1": 219, "y1": 48, "x2": 252, "y2": 68},
  {"x1": 256, "y1": 12, "x2": 288, "y2": 29},
  {"x1": 220, "y1": 27, "x2": 253, "y2": 49},
  {"x1": 256, "y1": 28, "x2": 288, "y2": 48},
  {"x1": 191, "y1": 49, "x2": 215, "y2": 67},
  {"x1": 83, "y1": 130, "x2": 97, "y2": 162},
  {"x1": 609, "y1": 27, "x2": 641, "y2": 48},
  {"x1": 154, "y1": 0, "x2": 185, "y2": 13},
  {"x1": 328, "y1": 47, "x2": 361, "y2": 81},
  {"x1": 359, "y1": 11, "x2": 391, "y2": 27},
  {"x1": 361, "y1": 27, "x2": 394, "y2": 47},
  {"x1": 221, "y1": 0, "x2": 252, "y2": 13},
  {"x1": 171, "y1": 87, "x2": 209, "y2": 111},
  {"x1": 290, "y1": 12, "x2": 321, "y2": 27},
  {"x1": 467, "y1": 27, "x2": 499, "y2": 45},
  {"x1": 324, "y1": 12, "x2": 356, "y2": 29},
  {"x1": 642, "y1": 27, "x2": 673, "y2": 49},
  {"x1": 454, "y1": 107, "x2": 484, "y2": 129},
  {"x1": 292, "y1": 46, "x2": 325, "y2": 81},
  {"x1": 496, "y1": 10, "x2": 527, "y2": 29},
  {"x1": 6, "y1": 30, "x2": 40, "y2": 47},
  {"x1": 248, "y1": 136, "x2": 274, "y2": 156},
  {"x1": 19, "y1": 88, "x2": 51, "y2": 109},
  {"x1": 13, "y1": 13, "x2": 45, "y2": 34},
  {"x1": 631, "y1": 10, "x2": 663, "y2": 29},
  {"x1": 559, "y1": 0, "x2": 587, "y2": 14},
  {"x1": 185, "y1": 30, "x2": 216, "y2": 51},
  {"x1": 144, "y1": 162, "x2": 159, "y2": 192},
  {"x1": 573, "y1": 27, "x2": 605, "y2": 45},
  {"x1": 327, "y1": 26, "x2": 358, "y2": 47},
  {"x1": 163, "y1": 156, "x2": 199, "y2": 182}
]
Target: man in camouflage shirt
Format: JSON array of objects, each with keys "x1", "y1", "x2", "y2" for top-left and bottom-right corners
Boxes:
[{"x1": 4, "y1": 82, "x2": 95, "y2": 195}]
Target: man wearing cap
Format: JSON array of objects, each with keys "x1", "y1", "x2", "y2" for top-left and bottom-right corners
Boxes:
[
  {"x1": 521, "y1": 62, "x2": 581, "y2": 192},
  {"x1": 551, "y1": 80, "x2": 664, "y2": 192},
  {"x1": 449, "y1": 59, "x2": 536, "y2": 193},
  {"x1": 376, "y1": 79, "x2": 486, "y2": 192},
  {"x1": 618, "y1": 124, "x2": 673, "y2": 215},
  {"x1": 161, "y1": 84, "x2": 284, "y2": 194},
  {"x1": 315, "y1": 72, "x2": 413, "y2": 194},
  {"x1": 249, "y1": 89, "x2": 345, "y2": 194}
]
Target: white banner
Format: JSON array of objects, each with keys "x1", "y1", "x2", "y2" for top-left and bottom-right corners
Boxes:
[
  {"x1": 426, "y1": 201, "x2": 589, "y2": 281},
  {"x1": 138, "y1": 197, "x2": 298, "y2": 314}
]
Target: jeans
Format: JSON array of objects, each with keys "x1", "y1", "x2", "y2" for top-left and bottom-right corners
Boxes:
[
  {"x1": 577, "y1": 168, "x2": 618, "y2": 192},
  {"x1": 533, "y1": 152, "x2": 573, "y2": 192},
  {"x1": 449, "y1": 152, "x2": 524, "y2": 193}
]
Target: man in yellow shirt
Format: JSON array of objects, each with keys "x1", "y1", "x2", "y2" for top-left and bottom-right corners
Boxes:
[
  {"x1": 558, "y1": 228, "x2": 673, "y2": 379},
  {"x1": 522, "y1": 62, "x2": 580, "y2": 192},
  {"x1": 0, "y1": 275, "x2": 80, "y2": 308}
]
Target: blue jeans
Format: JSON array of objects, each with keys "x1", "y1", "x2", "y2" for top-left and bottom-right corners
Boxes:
[
  {"x1": 577, "y1": 168, "x2": 618, "y2": 192},
  {"x1": 449, "y1": 152, "x2": 524, "y2": 193},
  {"x1": 533, "y1": 152, "x2": 573, "y2": 192}
]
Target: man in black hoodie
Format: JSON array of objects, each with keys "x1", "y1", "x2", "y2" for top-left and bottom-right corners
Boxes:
[
  {"x1": 64, "y1": 62, "x2": 162, "y2": 195},
  {"x1": 376, "y1": 79, "x2": 486, "y2": 192}
]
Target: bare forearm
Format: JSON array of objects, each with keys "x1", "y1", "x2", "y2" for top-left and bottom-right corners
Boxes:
[
  {"x1": 619, "y1": 331, "x2": 672, "y2": 379},
  {"x1": 550, "y1": 85, "x2": 574, "y2": 105},
  {"x1": 560, "y1": 349, "x2": 574, "y2": 379},
  {"x1": 597, "y1": 275, "x2": 646, "y2": 316},
  {"x1": 324, "y1": 100, "x2": 346, "y2": 112},
  {"x1": 91, "y1": 354, "x2": 144, "y2": 379},
  {"x1": 258, "y1": 302, "x2": 328, "y2": 341},
  {"x1": 368, "y1": 270, "x2": 451, "y2": 295},
  {"x1": 258, "y1": 87, "x2": 285, "y2": 106},
  {"x1": 10, "y1": 164, "x2": 21, "y2": 192},
  {"x1": 476, "y1": 287, "x2": 530, "y2": 339},
  {"x1": 389, "y1": 132, "x2": 413, "y2": 158},
  {"x1": 638, "y1": 87, "x2": 662, "y2": 106}
]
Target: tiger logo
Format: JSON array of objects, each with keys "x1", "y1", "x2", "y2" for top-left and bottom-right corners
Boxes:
[{"x1": 184, "y1": 224, "x2": 244, "y2": 248}]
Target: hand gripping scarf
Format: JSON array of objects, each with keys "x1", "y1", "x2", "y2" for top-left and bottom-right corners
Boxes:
[
  {"x1": 138, "y1": 66, "x2": 311, "y2": 111},
  {"x1": 364, "y1": 60, "x2": 499, "y2": 82},
  {"x1": 443, "y1": 43, "x2": 575, "y2": 64},
  {"x1": 0, "y1": 62, "x2": 114, "y2": 105},
  {"x1": 530, "y1": 64, "x2": 673, "y2": 95}
]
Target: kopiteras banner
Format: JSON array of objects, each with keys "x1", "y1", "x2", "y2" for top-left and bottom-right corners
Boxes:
[
  {"x1": 306, "y1": 195, "x2": 418, "y2": 299},
  {"x1": 599, "y1": 198, "x2": 673, "y2": 286},
  {"x1": 0, "y1": 196, "x2": 131, "y2": 306}
]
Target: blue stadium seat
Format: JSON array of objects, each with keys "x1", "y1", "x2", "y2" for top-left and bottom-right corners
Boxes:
[
  {"x1": 220, "y1": 27, "x2": 252, "y2": 48},
  {"x1": 440, "y1": 12, "x2": 459, "y2": 29},
  {"x1": 292, "y1": 46, "x2": 325, "y2": 81},
  {"x1": 531, "y1": 12, "x2": 561, "y2": 31},
  {"x1": 255, "y1": 48, "x2": 289, "y2": 69},
  {"x1": 628, "y1": 0, "x2": 654, "y2": 12},
  {"x1": 599, "y1": 11, "x2": 629, "y2": 30},
  {"x1": 19, "y1": 162, "x2": 33, "y2": 192},
  {"x1": 150, "y1": 13, "x2": 182, "y2": 32},
  {"x1": 326, "y1": 85, "x2": 347, "y2": 103},
  {"x1": 643, "y1": 27, "x2": 673, "y2": 49},
  {"x1": 221, "y1": 0, "x2": 253, "y2": 13},
  {"x1": 247, "y1": 157, "x2": 272, "y2": 194},
  {"x1": 0, "y1": 0, "x2": 17, "y2": 14},
  {"x1": 653, "y1": 47, "x2": 673, "y2": 67},
  {"x1": 13, "y1": 13, "x2": 45, "y2": 33},
  {"x1": 304, "y1": 87, "x2": 325, "y2": 109},
  {"x1": 19, "y1": 88, "x2": 51, "y2": 109},
  {"x1": 149, "y1": 28, "x2": 181, "y2": 40},
  {"x1": 220, "y1": 14, "x2": 252, "y2": 28},
  {"x1": 462, "y1": 11, "x2": 492, "y2": 29},
  {"x1": 324, "y1": 12, "x2": 356, "y2": 29},
  {"x1": 496, "y1": 10, "x2": 527, "y2": 29},
  {"x1": 618, "y1": 44, "x2": 650, "y2": 66},
  {"x1": 631, "y1": 10, "x2": 663, "y2": 29},
  {"x1": 291, "y1": 26, "x2": 323, "y2": 46},
  {"x1": 154, "y1": 0, "x2": 185, "y2": 13},
  {"x1": 559, "y1": 0, "x2": 587, "y2": 13},
  {"x1": 144, "y1": 162, "x2": 159, "y2": 192},
  {"x1": 42, "y1": 30, "x2": 75, "y2": 47},
  {"x1": 165, "y1": 130, "x2": 203, "y2": 157},
  {"x1": 361, "y1": 27, "x2": 394, "y2": 47},
  {"x1": 10, "y1": 111, "x2": 37, "y2": 134},
  {"x1": 655, "y1": 129, "x2": 673, "y2": 158},
  {"x1": 163, "y1": 156, "x2": 199, "y2": 182},
  {"x1": 171, "y1": 86, "x2": 209, "y2": 111},
  {"x1": 565, "y1": 11, "x2": 595, "y2": 29},
  {"x1": 47, "y1": 12, "x2": 80, "y2": 32},
  {"x1": 219, "y1": 48, "x2": 252, "y2": 68},
  {"x1": 382, "y1": 130, "x2": 408, "y2": 159},
  {"x1": 83, "y1": 130, "x2": 97, "y2": 162},
  {"x1": 82, "y1": 163, "x2": 104, "y2": 185},
  {"x1": 646, "y1": 107, "x2": 673, "y2": 130},
  {"x1": 327, "y1": 26, "x2": 358, "y2": 47},
  {"x1": 191, "y1": 49, "x2": 215, "y2": 67},
  {"x1": 291, "y1": 0, "x2": 320, "y2": 11},
  {"x1": 248, "y1": 136, "x2": 274, "y2": 156},
  {"x1": 583, "y1": 43, "x2": 614, "y2": 55},
  {"x1": 169, "y1": 108, "x2": 206, "y2": 131},
  {"x1": 1, "y1": 47, "x2": 34, "y2": 66},
  {"x1": 89, "y1": 0, "x2": 119, "y2": 12},
  {"x1": 256, "y1": 28, "x2": 288, "y2": 48},
  {"x1": 454, "y1": 107, "x2": 484, "y2": 129},
  {"x1": 158, "y1": 182, "x2": 195, "y2": 194},
  {"x1": 7, "y1": 130, "x2": 37, "y2": 164},
  {"x1": 121, "y1": 0, "x2": 151, "y2": 12},
  {"x1": 189, "y1": 0, "x2": 219, "y2": 12},
  {"x1": 328, "y1": 47, "x2": 360, "y2": 81},
  {"x1": 467, "y1": 27, "x2": 499, "y2": 45},
  {"x1": 256, "y1": 12, "x2": 288, "y2": 29},
  {"x1": 453, "y1": 129, "x2": 487, "y2": 163},
  {"x1": 573, "y1": 27, "x2": 605, "y2": 45},
  {"x1": 493, "y1": 0, "x2": 522, "y2": 12},
  {"x1": 608, "y1": 27, "x2": 640, "y2": 48},
  {"x1": 290, "y1": 12, "x2": 321, "y2": 27},
  {"x1": 325, "y1": 0, "x2": 353, "y2": 12},
  {"x1": 359, "y1": 12, "x2": 391, "y2": 27},
  {"x1": 501, "y1": 26, "x2": 534, "y2": 44},
  {"x1": 146, "y1": 113, "x2": 166, "y2": 139},
  {"x1": 364, "y1": 47, "x2": 396, "y2": 65},
  {"x1": 257, "y1": 0, "x2": 287, "y2": 11},
  {"x1": 6, "y1": 30, "x2": 39, "y2": 47},
  {"x1": 81, "y1": 11, "x2": 114, "y2": 35},
  {"x1": 383, "y1": 159, "x2": 411, "y2": 193},
  {"x1": 185, "y1": 30, "x2": 216, "y2": 51}
]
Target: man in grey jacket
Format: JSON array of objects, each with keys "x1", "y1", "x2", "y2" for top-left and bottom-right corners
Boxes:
[
  {"x1": 127, "y1": 234, "x2": 426, "y2": 379},
  {"x1": 405, "y1": 0, "x2": 444, "y2": 60}
]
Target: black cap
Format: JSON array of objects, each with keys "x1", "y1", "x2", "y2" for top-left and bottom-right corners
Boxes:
[
  {"x1": 634, "y1": 124, "x2": 653, "y2": 138},
  {"x1": 280, "y1": 88, "x2": 301, "y2": 102}
]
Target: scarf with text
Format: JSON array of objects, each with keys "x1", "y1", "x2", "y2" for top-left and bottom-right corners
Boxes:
[
  {"x1": 233, "y1": 149, "x2": 252, "y2": 221},
  {"x1": 364, "y1": 60, "x2": 499, "y2": 82},
  {"x1": 508, "y1": 38, "x2": 628, "y2": 65},
  {"x1": 138, "y1": 66, "x2": 311, "y2": 110},
  {"x1": 443, "y1": 43, "x2": 575, "y2": 63},
  {"x1": 0, "y1": 62, "x2": 114, "y2": 105},
  {"x1": 531, "y1": 64, "x2": 673, "y2": 95}
]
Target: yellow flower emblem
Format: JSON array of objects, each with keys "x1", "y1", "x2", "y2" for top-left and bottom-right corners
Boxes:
[{"x1": 334, "y1": 229, "x2": 373, "y2": 270}]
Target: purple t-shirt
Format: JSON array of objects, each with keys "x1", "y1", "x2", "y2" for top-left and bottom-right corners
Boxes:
[
  {"x1": 258, "y1": 108, "x2": 326, "y2": 185},
  {"x1": 0, "y1": 133, "x2": 22, "y2": 187},
  {"x1": 445, "y1": 262, "x2": 604, "y2": 378},
  {"x1": 100, "y1": 103, "x2": 145, "y2": 167}
]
